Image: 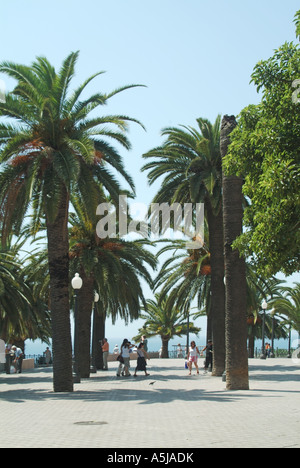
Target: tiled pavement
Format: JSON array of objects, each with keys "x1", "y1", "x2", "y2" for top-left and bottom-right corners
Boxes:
[{"x1": 0, "y1": 358, "x2": 299, "y2": 448}]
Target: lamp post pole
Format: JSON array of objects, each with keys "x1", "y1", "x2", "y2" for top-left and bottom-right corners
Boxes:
[
  {"x1": 288, "y1": 326, "x2": 292, "y2": 358},
  {"x1": 71, "y1": 273, "x2": 83, "y2": 383},
  {"x1": 260, "y1": 300, "x2": 268, "y2": 360},
  {"x1": 186, "y1": 310, "x2": 190, "y2": 359},
  {"x1": 90, "y1": 292, "x2": 99, "y2": 374},
  {"x1": 270, "y1": 308, "x2": 276, "y2": 358}
]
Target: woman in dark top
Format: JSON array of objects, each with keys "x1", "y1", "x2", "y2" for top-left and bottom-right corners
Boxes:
[{"x1": 134, "y1": 343, "x2": 150, "y2": 377}]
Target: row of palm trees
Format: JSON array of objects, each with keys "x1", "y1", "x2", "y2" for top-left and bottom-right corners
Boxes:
[
  {"x1": 141, "y1": 114, "x2": 299, "y2": 389},
  {"x1": 68, "y1": 202, "x2": 156, "y2": 378},
  {"x1": 132, "y1": 286, "x2": 299, "y2": 361},
  {"x1": 140, "y1": 240, "x2": 298, "y2": 358},
  {"x1": 142, "y1": 116, "x2": 231, "y2": 379},
  {"x1": 0, "y1": 52, "x2": 153, "y2": 392},
  {"x1": 1, "y1": 230, "x2": 298, "y2": 367},
  {"x1": 0, "y1": 53, "x2": 298, "y2": 391}
]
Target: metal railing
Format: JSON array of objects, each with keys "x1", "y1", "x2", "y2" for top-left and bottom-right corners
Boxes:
[{"x1": 25, "y1": 354, "x2": 53, "y2": 366}]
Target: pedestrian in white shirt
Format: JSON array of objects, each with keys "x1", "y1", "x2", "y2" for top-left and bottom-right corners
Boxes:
[
  {"x1": 11, "y1": 345, "x2": 24, "y2": 374},
  {"x1": 187, "y1": 341, "x2": 200, "y2": 376},
  {"x1": 117, "y1": 339, "x2": 134, "y2": 377}
]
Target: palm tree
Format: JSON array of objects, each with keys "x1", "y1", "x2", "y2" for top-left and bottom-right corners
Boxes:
[
  {"x1": 246, "y1": 274, "x2": 288, "y2": 357},
  {"x1": 272, "y1": 284, "x2": 300, "y2": 334},
  {"x1": 133, "y1": 293, "x2": 201, "y2": 358},
  {"x1": 155, "y1": 240, "x2": 286, "y2": 358},
  {"x1": 142, "y1": 116, "x2": 226, "y2": 375},
  {"x1": 0, "y1": 52, "x2": 144, "y2": 391},
  {"x1": 0, "y1": 242, "x2": 51, "y2": 349},
  {"x1": 221, "y1": 115, "x2": 249, "y2": 390},
  {"x1": 154, "y1": 238, "x2": 211, "y2": 336}
]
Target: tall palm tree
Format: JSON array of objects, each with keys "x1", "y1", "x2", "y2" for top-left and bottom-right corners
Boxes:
[
  {"x1": 69, "y1": 197, "x2": 157, "y2": 377},
  {"x1": 154, "y1": 238, "x2": 211, "y2": 336},
  {"x1": 221, "y1": 115, "x2": 249, "y2": 390},
  {"x1": 0, "y1": 52, "x2": 144, "y2": 391},
  {"x1": 133, "y1": 293, "x2": 201, "y2": 358},
  {"x1": 142, "y1": 116, "x2": 226, "y2": 375}
]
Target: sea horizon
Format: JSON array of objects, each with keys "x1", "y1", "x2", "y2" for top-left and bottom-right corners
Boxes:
[{"x1": 24, "y1": 332, "x2": 299, "y2": 358}]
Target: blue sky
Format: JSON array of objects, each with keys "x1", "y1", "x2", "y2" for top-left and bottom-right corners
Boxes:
[
  {"x1": 1, "y1": 0, "x2": 299, "y2": 202},
  {"x1": 1, "y1": 0, "x2": 299, "y2": 350}
]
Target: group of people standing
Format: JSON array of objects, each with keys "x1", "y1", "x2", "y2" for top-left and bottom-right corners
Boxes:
[
  {"x1": 5, "y1": 345, "x2": 24, "y2": 374},
  {"x1": 101, "y1": 336, "x2": 150, "y2": 378},
  {"x1": 3, "y1": 338, "x2": 211, "y2": 377},
  {"x1": 101, "y1": 336, "x2": 213, "y2": 377},
  {"x1": 187, "y1": 340, "x2": 213, "y2": 375}
]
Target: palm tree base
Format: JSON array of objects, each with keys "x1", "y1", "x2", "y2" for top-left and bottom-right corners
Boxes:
[
  {"x1": 212, "y1": 366, "x2": 225, "y2": 377},
  {"x1": 226, "y1": 369, "x2": 249, "y2": 391}
]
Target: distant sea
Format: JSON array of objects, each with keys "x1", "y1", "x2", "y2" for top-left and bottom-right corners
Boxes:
[
  {"x1": 24, "y1": 316, "x2": 207, "y2": 356},
  {"x1": 24, "y1": 331, "x2": 299, "y2": 357},
  {"x1": 24, "y1": 334, "x2": 204, "y2": 356}
]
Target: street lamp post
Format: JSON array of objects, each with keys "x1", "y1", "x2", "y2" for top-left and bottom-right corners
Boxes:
[
  {"x1": 260, "y1": 300, "x2": 268, "y2": 360},
  {"x1": 71, "y1": 273, "x2": 83, "y2": 383},
  {"x1": 270, "y1": 308, "x2": 276, "y2": 358},
  {"x1": 186, "y1": 310, "x2": 190, "y2": 359},
  {"x1": 90, "y1": 292, "x2": 99, "y2": 374},
  {"x1": 288, "y1": 326, "x2": 292, "y2": 359}
]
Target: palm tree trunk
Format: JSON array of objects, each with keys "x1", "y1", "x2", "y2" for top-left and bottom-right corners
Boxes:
[
  {"x1": 46, "y1": 186, "x2": 73, "y2": 393},
  {"x1": 161, "y1": 337, "x2": 170, "y2": 358},
  {"x1": 206, "y1": 200, "x2": 226, "y2": 376},
  {"x1": 78, "y1": 271, "x2": 94, "y2": 378},
  {"x1": 206, "y1": 305, "x2": 212, "y2": 343},
  {"x1": 94, "y1": 303, "x2": 105, "y2": 370},
  {"x1": 248, "y1": 335, "x2": 255, "y2": 359},
  {"x1": 221, "y1": 115, "x2": 249, "y2": 391}
]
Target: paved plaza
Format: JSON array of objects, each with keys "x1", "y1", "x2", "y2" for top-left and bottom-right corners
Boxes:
[{"x1": 0, "y1": 358, "x2": 299, "y2": 449}]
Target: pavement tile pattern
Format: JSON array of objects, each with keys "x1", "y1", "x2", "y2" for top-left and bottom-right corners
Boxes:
[{"x1": 0, "y1": 358, "x2": 299, "y2": 448}]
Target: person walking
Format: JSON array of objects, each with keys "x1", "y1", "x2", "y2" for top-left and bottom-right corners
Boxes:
[
  {"x1": 134, "y1": 343, "x2": 150, "y2": 377},
  {"x1": 177, "y1": 344, "x2": 183, "y2": 358},
  {"x1": 117, "y1": 339, "x2": 133, "y2": 377},
  {"x1": 187, "y1": 341, "x2": 200, "y2": 375},
  {"x1": 203, "y1": 340, "x2": 213, "y2": 373},
  {"x1": 102, "y1": 338, "x2": 109, "y2": 370},
  {"x1": 44, "y1": 347, "x2": 52, "y2": 366}
]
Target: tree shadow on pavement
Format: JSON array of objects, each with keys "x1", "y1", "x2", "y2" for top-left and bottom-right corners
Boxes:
[
  {"x1": 249, "y1": 364, "x2": 300, "y2": 382},
  {"x1": 1, "y1": 362, "x2": 299, "y2": 405},
  {"x1": 0, "y1": 382, "x2": 285, "y2": 405}
]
